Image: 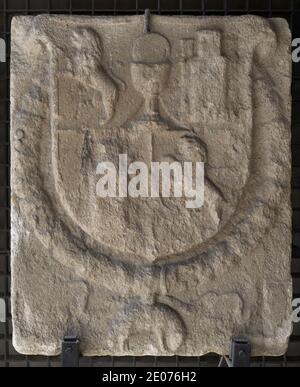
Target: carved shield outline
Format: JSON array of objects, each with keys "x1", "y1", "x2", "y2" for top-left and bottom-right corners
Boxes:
[{"x1": 14, "y1": 21, "x2": 290, "y2": 297}]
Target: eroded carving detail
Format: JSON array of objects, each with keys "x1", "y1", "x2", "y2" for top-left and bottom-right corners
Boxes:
[
  {"x1": 107, "y1": 302, "x2": 186, "y2": 355},
  {"x1": 49, "y1": 30, "x2": 227, "y2": 263},
  {"x1": 187, "y1": 30, "x2": 227, "y2": 123},
  {"x1": 10, "y1": 14, "x2": 292, "y2": 356}
]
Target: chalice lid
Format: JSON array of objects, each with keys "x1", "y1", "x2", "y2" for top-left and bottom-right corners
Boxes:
[{"x1": 132, "y1": 33, "x2": 170, "y2": 64}]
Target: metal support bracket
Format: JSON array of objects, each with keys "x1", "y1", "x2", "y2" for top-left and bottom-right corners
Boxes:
[
  {"x1": 62, "y1": 336, "x2": 80, "y2": 367},
  {"x1": 218, "y1": 338, "x2": 251, "y2": 367}
]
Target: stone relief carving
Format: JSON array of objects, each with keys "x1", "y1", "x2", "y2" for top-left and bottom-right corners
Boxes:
[
  {"x1": 186, "y1": 30, "x2": 227, "y2": 123},
  {"x1": 52, "y1": 27, "x2": 118, "y2": 129},
  {"x1": 10, "y1": 14, "x2": 292, "y2": 356},
  {"x1": 49, "y1": 28, "x2": 227, "y2": 264},
  {"x1": 107, "y1": 303, "x2": 186, "y2": 355}
]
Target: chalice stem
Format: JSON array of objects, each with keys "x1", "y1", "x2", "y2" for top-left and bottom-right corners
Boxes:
[{"x1": 144, "y1": 94, "x2": 160, "y2": 119}]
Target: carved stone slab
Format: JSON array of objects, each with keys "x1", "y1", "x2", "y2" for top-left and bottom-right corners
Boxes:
[{"x1": 11, "y1": 14, "x2": 292, "y2": 356}]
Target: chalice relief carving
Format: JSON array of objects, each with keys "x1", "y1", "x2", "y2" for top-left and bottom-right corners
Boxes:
[
  {"x1": 15, "y1": 16, "x2": 290, "y2": 356},
  {"x1": 96, "y1": 33, "x2": 226, "y2": 353},
  {"x1": 93, "y1": 32, "x2": 226, "y2": 262},
  {"x1": 52, "y1": 29, "x2": 226, "y2": 266},
  {"x1": 50, "y1": 28, "x2": 226, "y2": 353}
]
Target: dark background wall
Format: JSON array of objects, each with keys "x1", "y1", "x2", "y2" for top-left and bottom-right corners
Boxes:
[{"x1": 0, "y1": 0, "x2": 300, "y2": 367}]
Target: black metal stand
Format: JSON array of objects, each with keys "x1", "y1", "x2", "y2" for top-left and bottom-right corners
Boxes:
[
  {"x1": 60, "y1": 335, "x2": 250, "y2": 368},
  {"x1": 62, "y1": 336, "x2": 80, "y2": 367},
  {"x1": 218, "y1": 338, "x2": 251, "y2": 367}
]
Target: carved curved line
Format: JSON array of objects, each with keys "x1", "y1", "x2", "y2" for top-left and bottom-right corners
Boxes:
[{"x1": 13, "y1": 35, "x2": 290, "y2": 297}]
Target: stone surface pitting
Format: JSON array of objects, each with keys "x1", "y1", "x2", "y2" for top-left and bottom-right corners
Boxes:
[{"x1": 11, "y1": 14, "x2": 292, "y2": 356}]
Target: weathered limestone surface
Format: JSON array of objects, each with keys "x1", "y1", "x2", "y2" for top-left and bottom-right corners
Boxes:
[{"x1": 11, "y1": 14, "x2": 292, "y2": 356}]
